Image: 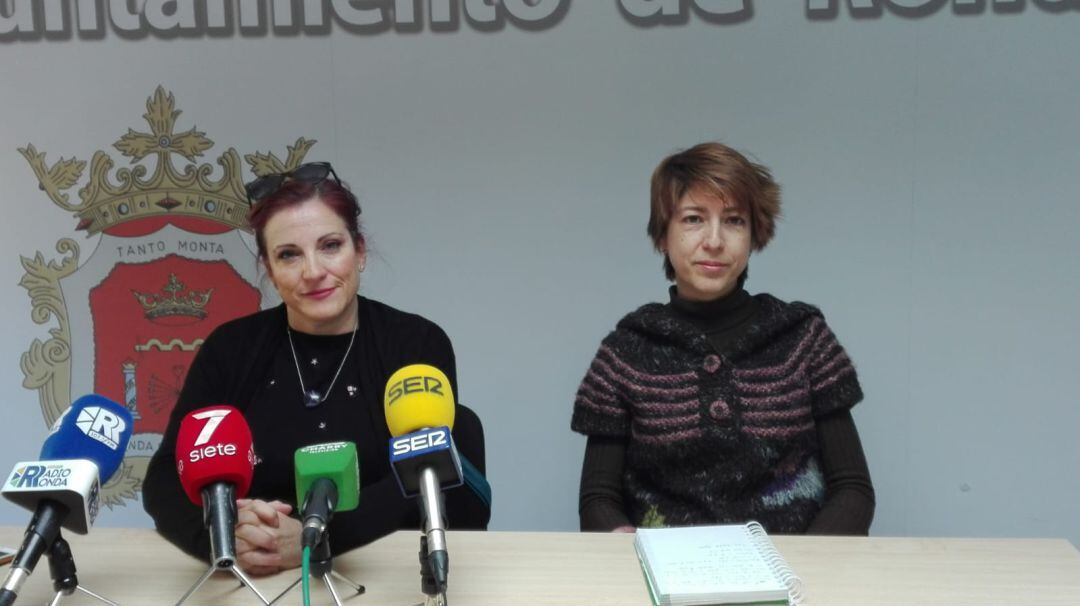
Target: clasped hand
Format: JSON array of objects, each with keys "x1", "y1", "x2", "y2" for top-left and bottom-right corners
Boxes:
[{"x1": 235, "y1": 498, "x2": 303, "y2": 576}]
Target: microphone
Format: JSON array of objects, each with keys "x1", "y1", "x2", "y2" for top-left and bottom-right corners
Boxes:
[
  {"x1": 384, "y1": 364, "x2": 463, "y2": 594},
  {"x1": 174, "y1": 405, "x2": 254, "y2": 569},
  {"x1": 0, "y1": 395, "x2": 133, "y2": 606},
  {"x1": 293, "y1": 442, "x2": 360, "y2": 549}
]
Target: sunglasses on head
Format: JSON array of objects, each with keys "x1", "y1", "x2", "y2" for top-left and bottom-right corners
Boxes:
[{"x1": 244, "y1": 162, "x2": 341, "y2": 206}]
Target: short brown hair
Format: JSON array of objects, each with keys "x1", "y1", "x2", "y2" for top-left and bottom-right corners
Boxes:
[{"x1": 648, "y1": 142, "x2": 781, "y2": 280}]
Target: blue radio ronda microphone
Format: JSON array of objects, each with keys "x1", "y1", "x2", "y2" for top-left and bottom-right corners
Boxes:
[{"x1": 0, "y1": 395, "x2": 133, "y2": 606}]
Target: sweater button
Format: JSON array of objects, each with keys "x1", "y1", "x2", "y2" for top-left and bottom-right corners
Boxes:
[
  {"x1": 709, "y1": 399, "x2": 730, "y2": 421},
  {"x1": 703, "y1": 355, "x2": 722, "y2": 373}
]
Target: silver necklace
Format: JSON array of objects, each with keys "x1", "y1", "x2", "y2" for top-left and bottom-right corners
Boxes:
[{"x1": 287, "y1": 316, "x2": 358, "y2": 408}]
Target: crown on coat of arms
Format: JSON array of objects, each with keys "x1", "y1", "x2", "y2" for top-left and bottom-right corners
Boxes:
[
  {"x1": 18, "y1": 85, "x2": 317, "y2": 236},
  {"x1": 131, "y1": 274, "x2": 213, "y2": 320}
]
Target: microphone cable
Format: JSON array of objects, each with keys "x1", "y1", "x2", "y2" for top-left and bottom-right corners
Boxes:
[{"x1": 302, "y1": 545, "x2": 312, "y2": 606}]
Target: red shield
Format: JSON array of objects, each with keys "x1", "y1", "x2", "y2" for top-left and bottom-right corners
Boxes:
[{"x1": 89, "y1": 252, "x2": 259, "y2": 435}]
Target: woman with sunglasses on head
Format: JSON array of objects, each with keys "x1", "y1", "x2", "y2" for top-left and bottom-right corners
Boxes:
[
  {"x1": 144, "y1": 163, "x2": 490, "y2": 575},
  {"x1": 571, "y1": 142, "x2": 874, "y2": 535}
]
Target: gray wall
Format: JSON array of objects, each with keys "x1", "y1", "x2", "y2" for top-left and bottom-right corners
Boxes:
[{"x1": 1, "y1": 1, "x2": 1078, "y2": 544}]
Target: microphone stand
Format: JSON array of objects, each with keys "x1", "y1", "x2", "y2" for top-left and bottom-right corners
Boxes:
[
  {"x1": 418, "y1": 468, "x2": 450, "y2": 593},
  {"x1": 175, "y1": 484, "x2": 270, "y2": 606},
  {"x1": 418, "y1": 536, "x2": 447, "y2": 606},
  {"x1": 46, "y1": 535, "x2": 120, "y2": 606},
  {"x1": 269, "y1": 530, "x2": 364, "y2": 606}
]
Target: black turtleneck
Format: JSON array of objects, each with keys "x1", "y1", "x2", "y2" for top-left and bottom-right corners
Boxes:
[
  {"x1": 667, "y1": 285, "x2": 758, "y2": 354},
  {"x1": 579, "y1": 287, "x2": 875, "y2": 534}
]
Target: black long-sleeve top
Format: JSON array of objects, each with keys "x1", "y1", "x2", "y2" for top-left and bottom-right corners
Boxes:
[{"x1": 143, "y1": 296, "x2": 490, "y2": 561}]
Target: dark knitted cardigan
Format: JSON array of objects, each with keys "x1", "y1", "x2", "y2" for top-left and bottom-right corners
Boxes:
[{"x1": 571, "y1": 294, "x2": 863, "y2": 533}]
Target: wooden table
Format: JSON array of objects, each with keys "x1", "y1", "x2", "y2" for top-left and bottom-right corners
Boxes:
[{"x1": 1, "y1": 528, "x2": 1078, "y2": 605}]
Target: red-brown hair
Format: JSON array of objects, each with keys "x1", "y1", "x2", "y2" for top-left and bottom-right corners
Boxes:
[
  {"x1": 648, "y1": 142, "x2": 781, "y2": 280},
  {"x1": 247, "y1": 178, "x2": 364, "y2": 260}
]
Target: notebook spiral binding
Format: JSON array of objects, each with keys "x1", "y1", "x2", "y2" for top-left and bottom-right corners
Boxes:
[{"x1": 745, "y1": 521, "x2": 805, "y2": 605}]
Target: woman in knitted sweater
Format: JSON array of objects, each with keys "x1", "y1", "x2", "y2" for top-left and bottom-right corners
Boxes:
[{"x1": 571, "y1": 142, "x2": 874, "y2": 534}]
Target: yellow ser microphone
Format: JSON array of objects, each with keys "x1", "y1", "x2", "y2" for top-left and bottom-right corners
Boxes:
[
  {"x1": 383, "y1": 364, "x2": 461, "y2": 595},
  {"x1": 384, "y1": 364, "x2": 455, "y2": 436}
]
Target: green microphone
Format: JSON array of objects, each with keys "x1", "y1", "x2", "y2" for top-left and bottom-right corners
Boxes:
[{"x1": 294, "y1": 442, "x2": 360, "y2": 548}]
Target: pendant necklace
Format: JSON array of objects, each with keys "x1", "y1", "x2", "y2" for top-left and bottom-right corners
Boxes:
[{"x1": 287, "y1": 314, "x2": 358, "y2": 409}]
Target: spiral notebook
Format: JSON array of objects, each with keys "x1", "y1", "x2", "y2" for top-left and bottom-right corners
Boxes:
[{"x1": 634, "y1": 522, "x2": 804, "y2": 606}]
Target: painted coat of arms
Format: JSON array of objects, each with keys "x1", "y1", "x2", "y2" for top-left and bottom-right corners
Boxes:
[{"x1": 18, "y1": 86, "x2": 316, "y2": 508}]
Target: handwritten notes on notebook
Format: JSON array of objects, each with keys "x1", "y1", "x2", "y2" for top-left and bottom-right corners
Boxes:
[{"x1": 634, "y1": 523, "x2": 803, "y2": 606}]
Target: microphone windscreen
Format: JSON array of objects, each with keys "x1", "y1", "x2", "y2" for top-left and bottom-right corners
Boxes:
[
  {"x1": 175, "y1": 405, "x2": 254, "y2": 506},
  {"x1": 39, "y1": 394, "x2": 133, "y2": 483},
  {"x1": 294, "y1": 442, "x2": 360, "y2": 512},
  {"x1": 383, "y1": 364, "x2": 455, "y2": 436}
]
